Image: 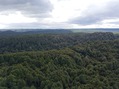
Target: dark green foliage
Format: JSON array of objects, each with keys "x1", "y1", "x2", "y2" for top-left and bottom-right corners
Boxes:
[
  {"x1": 0, "y1": 32, "x2": 119, "y2": 89},
  {"x1": 0, "y1": 38, "x2": 119, "y2": 89},
  {"x1": 0, "y1": 32, "x2": 115, "y2": 53}
]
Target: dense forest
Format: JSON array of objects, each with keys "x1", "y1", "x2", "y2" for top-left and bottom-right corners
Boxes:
[
  {"x1": 0, "y1": 32, "x2": 116, "y2": 53},
  {"x1": 0, "y1": 32, "x2": 119, "y2": 89},
  {"x1": 0, "y1": 30, "x2": 72, "y2": 37}
]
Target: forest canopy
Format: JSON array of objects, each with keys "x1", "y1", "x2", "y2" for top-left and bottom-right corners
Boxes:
[{"x1": 0, "y1": 32, "x2": 119, "y2": 89}]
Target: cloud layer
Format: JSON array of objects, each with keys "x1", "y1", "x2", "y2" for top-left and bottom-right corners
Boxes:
[
  {"x1": 0, "y1": 0, "x2": 119, "y2": 29},
  {"x1": 70, "y1": 0, "x2": 119, "y2": 26},
  {"x1": 0, "y1": 0, "x2": 53, "y2": 18}
]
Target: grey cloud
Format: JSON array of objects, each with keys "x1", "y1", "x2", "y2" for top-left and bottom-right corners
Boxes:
[
  {"x1": 70, "y1": 0, "x2": 119, "y2": 25},
  {"x1": 6, "y1": 22, "x2": 72, "y2": 29},
  {"x1": 71, "y1": 15, "x2": 103, "y2": 25},
  {"x1": 105, "y1": 21, "x2": 119, "y2": 25},
  {"x1": 6, "y1": 23, "x2": 50, "y2": 29},
  {"x1": 0, "y1": 0, "x2": 53, "y2": 18}
]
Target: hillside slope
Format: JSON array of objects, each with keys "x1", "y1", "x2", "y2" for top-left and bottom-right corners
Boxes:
[
  {"x1": 0, "y1": 32, "x2": 115, "y2": 53},
  {"x1": 0, "y1": 39, "x2": 119, "y2": 89}
]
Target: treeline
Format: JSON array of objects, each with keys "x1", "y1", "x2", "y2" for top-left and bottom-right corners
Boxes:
[
  {"x1": 0, "y1": 32, "x2": 116, "y2": 53},
  {"x1": 0, "y1": 30, "x2": 72, "y2": 37},
  {"x1": 0, "y1": 39, "x2": 119, "y2": 89}
]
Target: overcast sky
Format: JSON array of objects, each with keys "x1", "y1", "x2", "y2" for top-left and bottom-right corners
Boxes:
[{"x1": 0, "y1": 0, "x2": 119, "y2": 29}]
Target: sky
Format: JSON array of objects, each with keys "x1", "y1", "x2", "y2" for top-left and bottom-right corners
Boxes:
[{"x1": 0, "y1": 0, "x2": 119, "y2": 29}]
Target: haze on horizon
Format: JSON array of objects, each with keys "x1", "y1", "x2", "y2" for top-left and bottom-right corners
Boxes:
[{"x1": 0, "y1": 0, "x2": 119, "y2": 30}]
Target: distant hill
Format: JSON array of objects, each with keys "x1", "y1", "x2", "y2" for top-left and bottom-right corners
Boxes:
[
  {"x1": 0, "y1": 28, "x2": 119, "y2": 36},
  {"x1": 0, "y1": 32, "x2": 116, "y2": 53},
  {"x1": 0, "y1": 29, "x2": 72, "y2": 37},
  {"x1": 72, "y1": 28, "x2": 119, "y2": 33}
]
